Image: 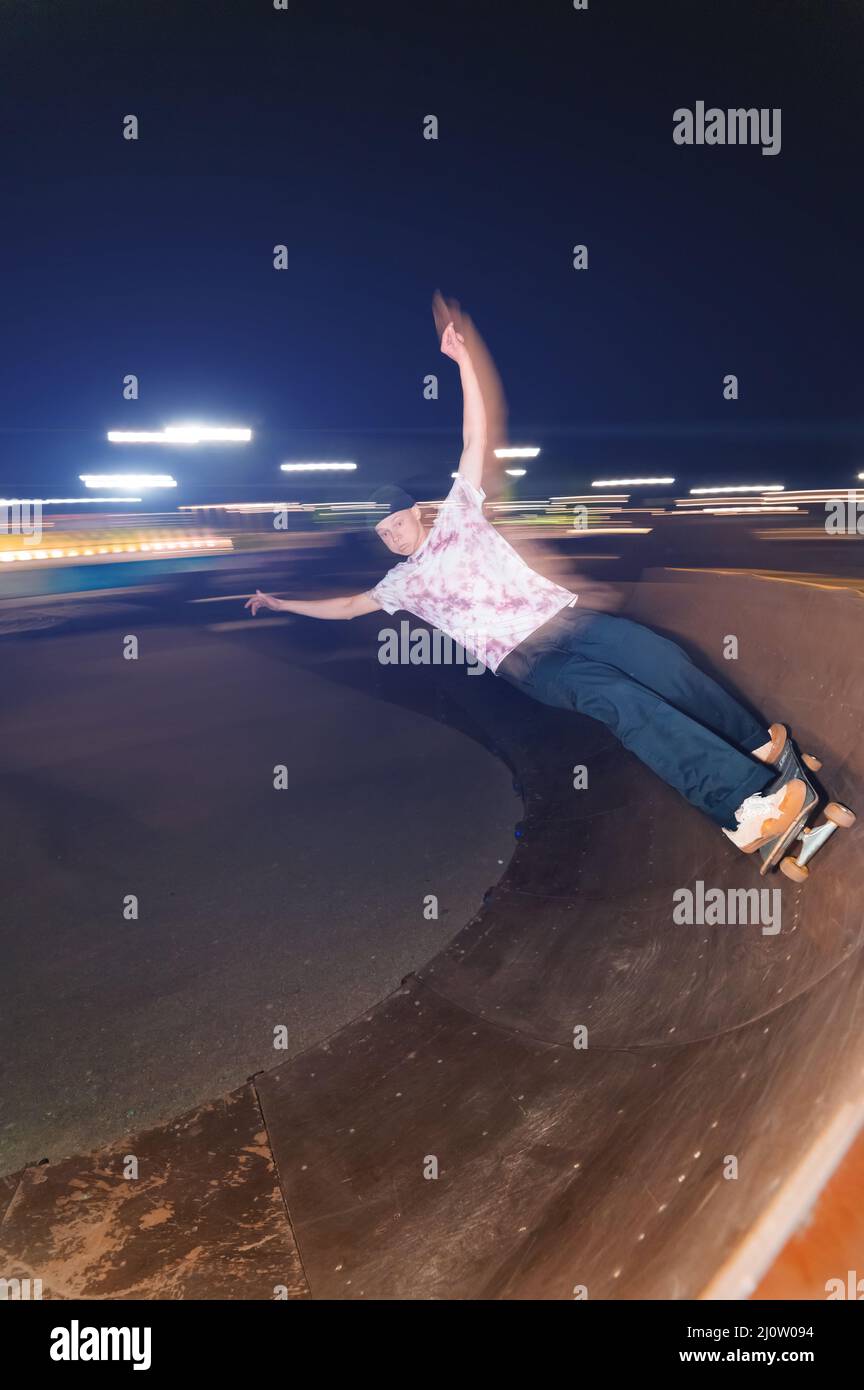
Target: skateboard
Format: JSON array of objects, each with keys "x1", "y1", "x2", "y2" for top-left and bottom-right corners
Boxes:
[{"x1": 758, "y1": 737, "x2": 855, "y2": 881}]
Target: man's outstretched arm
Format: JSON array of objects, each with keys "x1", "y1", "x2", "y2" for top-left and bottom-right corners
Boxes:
[
  {"x1": 433, "y1": 291, "x2": 507, "y2": 496},
  {"x1": 245, "y1": 590, "x2": 382, "y2": 619},
  {"x1": 441, "y1": 323, "x2": 487, "y2": 490}
]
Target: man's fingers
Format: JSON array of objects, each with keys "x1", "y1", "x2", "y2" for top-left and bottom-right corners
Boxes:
[
  {"x1": 457, "y1": 312, "x2": 475, "y2": 348},
  {"x1": 432, "y1": 289, "x2": 449, "y2": 336},
  {"x1": 432, "y1": 290, "x2": 462, "y2": 338}
]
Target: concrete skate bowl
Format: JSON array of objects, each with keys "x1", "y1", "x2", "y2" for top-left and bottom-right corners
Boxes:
[{"x1": 257, "y1": 569, "x2": 864, "y2": 1299}]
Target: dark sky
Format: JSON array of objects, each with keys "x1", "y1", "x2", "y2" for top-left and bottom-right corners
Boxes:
[{"x1": 0, "y1": 0, "x2": 861, "y2": 501}]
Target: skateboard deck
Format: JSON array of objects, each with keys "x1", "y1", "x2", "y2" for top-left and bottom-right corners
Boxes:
[
  {"x1": 757, "y1": 737, "x2": 855, "y2": 880},
  {"x1": 758, "y1": 740, "x2": 818, "y2": 877}
]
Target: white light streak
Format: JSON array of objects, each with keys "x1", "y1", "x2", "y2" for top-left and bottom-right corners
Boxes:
[
  {"x1": 279, "y1": 462, "x2": 357, "y2": 472},
  {"x1": 0, "y1": 496, "x2": 142, "y2": 504},
  {"x1": 80, "y1": 474, "x2": 177, "y2": 489},
  {"x1": 689, "y1": 484, "x2": 784, "y2": 495},
  {"x1": 107, "y1": 425, "x2": 252, "y2": 444},
  {"x1": 592, "y1": 477, "x2": 675, "y2": 487}
]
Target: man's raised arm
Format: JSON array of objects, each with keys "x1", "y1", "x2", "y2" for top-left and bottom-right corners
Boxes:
[
  {"x1": 245, "y1": 590, "x2": 382, "y2": 619},
  {"x1": 433, "y1": 291, "x2": 507, "y2": 497}
]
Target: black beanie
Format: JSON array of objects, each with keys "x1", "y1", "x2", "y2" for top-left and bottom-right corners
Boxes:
[{"x1": 367, "y1": 484, "x2": 417, "y2": 525}]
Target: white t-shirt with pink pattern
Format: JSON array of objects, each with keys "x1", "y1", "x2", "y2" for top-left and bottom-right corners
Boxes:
[{"x1": 370, "y1": 473, "x2": 577, "y2": 673}]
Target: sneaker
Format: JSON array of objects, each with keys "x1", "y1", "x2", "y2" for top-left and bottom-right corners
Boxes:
[
  {"x1": 753, "y1": 723, "x2": 788, "y2": 764},
  {"x1": 722, "y1": 779, "x2": 807, "y2": 852}
]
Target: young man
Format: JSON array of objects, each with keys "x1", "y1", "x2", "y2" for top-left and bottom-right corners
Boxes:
[{"x1": 246, "y1": 300, "x2": 805, "y2": 853}]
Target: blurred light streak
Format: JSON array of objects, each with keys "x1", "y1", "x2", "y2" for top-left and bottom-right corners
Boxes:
[
  {"x1": 179, "y1": 502, "x2": 312, "y2": 513},
  {"x1": 80, "y1": 474, "x2": 177, "y2": 489},
  {"x1": 107, "y1": 425, "x2": 252, "y2": 444},
  {"x1": 778, "y1": 488, "x2": 863, "y2": 502},
  {"x1": 689, "y1": 505, "x2": 800, "y2": 516},
  {"x1": 753, "y1": 527, "x2": 863, "y2": 540},
  {"x1": 689, "y1": 484, "x2": 784, "y2": 494},
  {"x1": 0, "y1": 535, "x2": 229, "y2": 565},
  {"x1": 0, "y1": 496, "x2": 142, "y2": 504},
  {"x1": 592, "y1": 476, "x2": 674, "y2": 486},
  {"x1": 280, "y1": 462, "x2": 357, "y2": 471},
  {"x1": 566, "y1": 526, "x2": 653, "y2": 536}
]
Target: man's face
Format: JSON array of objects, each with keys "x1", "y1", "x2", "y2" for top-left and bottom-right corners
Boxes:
[{"x1": 375, "y1": 504, "x2": 424, "y2": 556}]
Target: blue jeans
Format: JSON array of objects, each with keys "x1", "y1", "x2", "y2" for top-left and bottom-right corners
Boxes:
[{"x1": 496, "y1": 607, "x2": 774, "y2": 829}]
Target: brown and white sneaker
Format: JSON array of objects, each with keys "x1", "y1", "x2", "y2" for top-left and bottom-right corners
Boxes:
[
  {"x1": 722, "y1": 778, "x2": 807, "y2": 853},
  {"x1": 752, "y1": 723, "x2": 788, "y2": 764}
]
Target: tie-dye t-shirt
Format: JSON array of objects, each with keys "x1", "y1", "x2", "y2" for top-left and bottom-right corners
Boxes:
[{"x1": 370, "y1": 473, "x2": 577, "y2": 673}]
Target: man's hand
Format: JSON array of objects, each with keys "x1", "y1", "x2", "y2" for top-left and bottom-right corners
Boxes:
[
  {"x1": 244, "y1": 589, "x2": 283, "y2": 616},
  {"x1": 433, "y1": 290, "x2": 469, "y2": 364},
  {"x1": 432, "y1": 288, "x2": 458, "y2": 337},
  {"x1": 439, "y1": 319, "x2": 468, "y2": 364}
]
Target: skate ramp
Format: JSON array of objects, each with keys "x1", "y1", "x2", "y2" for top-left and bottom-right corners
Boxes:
[
  {"x1": 2, "y1": 570, "x2": 861, "y2": 1300},
  {"x1": 257, "y1": 570, "x2": 863, "y2": 1298}
]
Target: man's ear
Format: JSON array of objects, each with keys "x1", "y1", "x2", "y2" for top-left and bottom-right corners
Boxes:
[{"x1": 411, "y1": 503, "x2": 422, "y2": 520}]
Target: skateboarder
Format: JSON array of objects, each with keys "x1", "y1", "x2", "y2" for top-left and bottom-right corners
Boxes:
[{"x1": 246, "y1": 298, "x2": 805, "y2": 854}]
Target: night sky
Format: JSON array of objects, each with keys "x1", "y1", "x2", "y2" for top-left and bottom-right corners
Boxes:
[{"x1": 1, "y1": 0, "x2": 861, "y2": 502}]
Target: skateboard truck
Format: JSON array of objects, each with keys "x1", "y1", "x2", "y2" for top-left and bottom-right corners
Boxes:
[{"x1": 777, "y1": 801, "x2": 856, "y2": 883}]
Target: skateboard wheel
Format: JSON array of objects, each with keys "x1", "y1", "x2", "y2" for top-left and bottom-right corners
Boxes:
[
  {"x1": 824, "y1": 802, "x2": 856, "y2": 828},
  {"x1": 802, "y1": 753, "x2": 822, "y2": 772},
  {"x1": 780, "y1": 856, "x2": 809, "y2": 883}
]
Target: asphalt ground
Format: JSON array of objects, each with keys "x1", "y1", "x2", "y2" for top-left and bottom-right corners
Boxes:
[{"x1": 0, "y1": 610, "x2": 518, "y2": 1176}]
